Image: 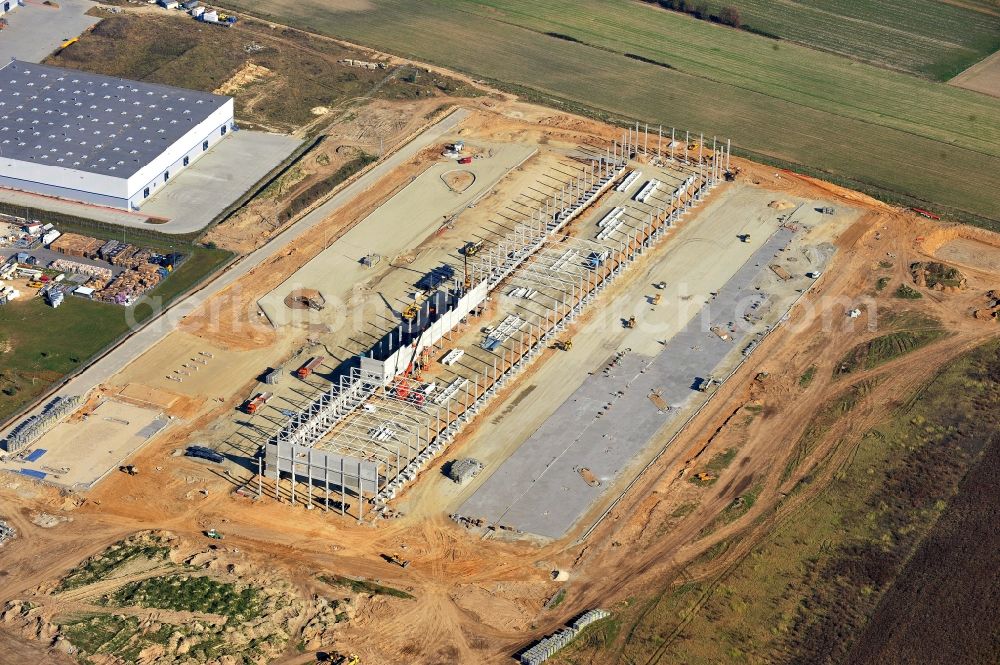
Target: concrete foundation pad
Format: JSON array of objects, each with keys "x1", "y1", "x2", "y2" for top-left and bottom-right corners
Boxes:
[
  {"x1": 459, "y1": 226, "x2": 815, "y2": 538},
  {"x1": 140, "y1": 131, "x2": 302, "y2": 233},
  {"x1": 257, "y1": 142, "x2": 537, "y2": 326},
  {"x1": 0, "y1": 399, "x2": 168, "y2": 489}
]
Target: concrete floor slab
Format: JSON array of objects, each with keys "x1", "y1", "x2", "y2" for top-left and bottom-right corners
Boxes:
[
  {"x1": 258, "y1": 142, "x2": 537, "y2": 326},
  {"x1": 0, "y1": 399, "x2": 167, "y2": 489},
  {"x1": 459, "y1": 227, "x2": 813, "y2": 538},
  {"x1": 140, "y1": 131, "x2": 301, "y2": 234},
  {"x1": 0, "y1": 0, "x2": 98, "y2": 64}
]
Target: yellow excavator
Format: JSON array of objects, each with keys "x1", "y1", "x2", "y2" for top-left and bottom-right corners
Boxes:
[{"x1": 554, "y1": 339, "x2": 573, "y2": 351}]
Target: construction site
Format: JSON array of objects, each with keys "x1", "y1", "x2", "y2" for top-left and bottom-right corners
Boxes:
[
  {"x1": 200, "y1": 122, "x2": 774, "y2": 530},
  {"x1": 1, "y1": 98, "x2": 999, "y2": 665}
]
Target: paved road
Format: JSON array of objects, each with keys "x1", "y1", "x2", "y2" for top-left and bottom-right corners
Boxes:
[{"x1": 0, "y1": 109, "x2": 470, "y2": 442}]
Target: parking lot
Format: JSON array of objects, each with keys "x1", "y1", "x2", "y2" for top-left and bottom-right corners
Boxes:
[{"x1": 0, "y1": 0, "x2": 98, "y2": 63}]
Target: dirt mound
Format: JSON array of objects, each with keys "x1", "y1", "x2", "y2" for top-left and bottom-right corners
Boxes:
[
  {"x1": 916, "y1": 223, "x2": 1000, "y2": 255},
  {"x1": 214, "y1": 62, "x2": 274, "y2": 96},
  {"x1": 768, "y1": 199, "x2": 795, "y2": 210},
  {"x1": 284, "y1": 288, "x2": 326, "y2": 310},
  {"x1": 442, "y1": 169, "x2": 476, "y2": 193}
]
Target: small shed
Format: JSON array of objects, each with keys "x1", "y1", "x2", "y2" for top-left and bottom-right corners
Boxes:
[{"x1": 73, "y1": 286, "x2": 95, "y2": 298}]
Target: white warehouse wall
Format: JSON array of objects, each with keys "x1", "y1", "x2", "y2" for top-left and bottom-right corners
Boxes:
[
  {"x1": 127, "y1": 98, "x2": 234, "y2": 208},
  {"x1": 0, "y1": 157, "x2": 130, "y2": 206}
]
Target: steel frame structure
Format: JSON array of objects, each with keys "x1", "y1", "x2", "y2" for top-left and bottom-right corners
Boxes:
[{"x1": 260, "y1": 127, "x2": 732, "y2": 514}]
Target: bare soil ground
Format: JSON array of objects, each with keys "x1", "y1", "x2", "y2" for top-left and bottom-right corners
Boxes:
[
  {"x1": 1, "y1": 102, "x2": 998, "y2": 664},
  {"x1": 950, "y1": 48, "x2": 1000, "y2": 98}
]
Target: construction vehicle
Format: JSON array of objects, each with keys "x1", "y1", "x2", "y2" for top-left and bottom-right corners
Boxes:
[
  {"x1": 383, "y1": 552, "x2": 410, "y2": 568},
  {"x1": 696, "y1": 377, "x2": 720, "y2": 395},
  {"x1": 401, "y1": 303, "x2": 420, "y2": 321},
  {"x1": 651, "y1": 293, "x2": 661, "y2": 305},
  {"x1": 724, "y1": 166, "x2": 742, "y2": 181},
  {"x1": 654, "y1": 281, "x2": 666, "y2": 290},
  {"x1": 624, "y1": 316, "x2": 637, "y2": 329},
  {"x1": 331, "y1": 654, "x2": 360, "y2": 665},
  {"x1": 554, "y1": 339, "x2": 573, "y2": 351},
  {"x1": 293, "y1": 294, "x2": 325, "y2": 311},
  {"x1": 241, "y1": 392, "x2": 272, "y2": 415},
  {"x1": 296, "y1": 356, "x2": 324, "y2": 379},
  {"x1": 462, "y1": 240, "x2": 484, "y2": 257},
  {"x1": 738, "y1": 233, "x2": 751, "y2": 243},
  {"x1": 693, "y1": 472, "x2": 717, "y2": 483},
  {"x1": 819, "y1": 207, "x2": 835, "y2": 215},
  {"x1": 204, "y1": 529, "x2": 224, "y2": 540},
  {"x1": 119, "y1": 465, "x2": 138, "y2": 476}
]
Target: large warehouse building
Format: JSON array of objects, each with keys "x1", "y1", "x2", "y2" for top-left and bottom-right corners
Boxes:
[{"x1": 0, "y1": 59, "x2": 234, "y2": 210}]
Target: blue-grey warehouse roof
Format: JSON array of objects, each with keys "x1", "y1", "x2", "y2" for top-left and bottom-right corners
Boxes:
[{"x1": 0, "y1": 59, "x2": 231, "y2": 179}]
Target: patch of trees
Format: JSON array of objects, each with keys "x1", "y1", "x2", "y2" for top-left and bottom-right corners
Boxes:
[{"x1": 641, "y1": 1, "x2": 777, "y2": 36}]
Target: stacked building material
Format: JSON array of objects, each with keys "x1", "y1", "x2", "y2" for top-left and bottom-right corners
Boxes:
[
  {"x1": 99, "y1": 263, "x2": 163, "y2": 303},
  {"x1": 50, "y1": 233, "x2": 102, "y2": 258},
  {"x1": 520, "y1": 609, "x2": 611, "y2": 665},
  {"x1": 2, "y1": 395, "x2": 81, "y2": 452},
  {"x1": 49, "y1": 258, "x2": 113, "y2": 282}
]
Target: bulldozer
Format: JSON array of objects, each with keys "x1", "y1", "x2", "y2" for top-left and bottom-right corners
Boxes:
[
  {"x1": 624, "y1": 316, "x2": 637, "y2": 329},
  {"x1": 383, "y1": 552, "x2": 410, "y2": 568},
  {"x1": 554, "y1": 339, "x2": 573, "y2": 351},
  {"x1": 331, "y1": 654, "x2": 360, "y2": 665}
]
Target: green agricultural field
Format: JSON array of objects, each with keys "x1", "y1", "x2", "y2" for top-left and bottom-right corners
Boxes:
[
  {"x1": 218, "y1": 0, "x2": 1000, "y2": 225},
  {"x1": 642, "y1": 0, "x2": 1000, "y2": 79}
]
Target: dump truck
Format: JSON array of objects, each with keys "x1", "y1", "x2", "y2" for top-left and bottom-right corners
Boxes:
[
  {"x1": 242, "y1": 392, "x2": 272, "y2": 415},
  {"x1": 652, "y1": 293, "x2": 662, "y2": 305},
  {"x1": 204, "y1": 529, "x2": 224, "y2": 540},
  {"x1": 296, "y1": 356, "x2": 324, "y2": 379}
]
